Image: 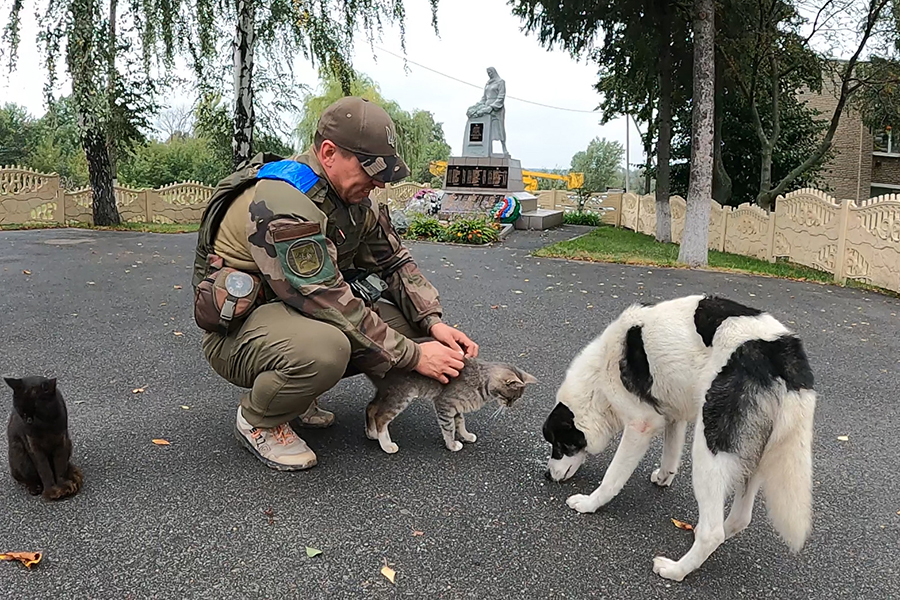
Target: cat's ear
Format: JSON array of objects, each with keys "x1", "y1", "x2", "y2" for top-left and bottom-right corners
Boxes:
[
  {"x1": 518, "y1": 370, "x2": 538, "y2": 385},
  {"x1": 3, "y1": 377, "x2": 23, "y2": 393},
  {"x1": 40, "y1": 378, "x2": 57, "y2": 395}
]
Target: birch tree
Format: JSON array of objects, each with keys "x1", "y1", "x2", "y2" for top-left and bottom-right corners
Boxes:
[
  {"x1": 198, "y1": 0, "x2": 440, "y2": 169},
  {"x1": 678, "y1": 0, "x2": 716, "y2": 267}
]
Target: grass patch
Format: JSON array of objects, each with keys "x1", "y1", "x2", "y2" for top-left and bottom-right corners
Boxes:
[
  {"x1": 1, "y1": 221, "x2": 199, "y2": 234},
  {"x1": 563, "y1": 211, "x2": 604, "y2": 227},
  {"x1": 535, "y1": 224, "x2": 836, "y2": 284}
]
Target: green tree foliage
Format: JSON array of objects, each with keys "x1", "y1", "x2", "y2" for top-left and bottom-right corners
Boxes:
[
  {"x1": 0, "y1": 104, "x2": 38, "y2": 166},
  {"x1": 669, "y1": 85, "x2": 834, "y2": 204},
  {"x1": 571, "y1": 137, "x2": 625, "y2": 195},
  {"x1": 295, "y1": 71, "x2": 450, "y2": 183}
]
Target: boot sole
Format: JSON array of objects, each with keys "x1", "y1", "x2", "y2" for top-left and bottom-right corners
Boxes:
[{"x1": 234, "y1": 424, "x2": 318, "y2": 472}]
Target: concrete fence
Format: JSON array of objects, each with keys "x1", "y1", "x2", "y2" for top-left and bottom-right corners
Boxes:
[
  {"x1": 0, "y1": 165, "x2": 433, "y2": 226},
  {"x1": 4, "y1": 164, "x2": 898, "y2": 293},
  {"x1": 618, "y1": 188, "x2": 900, "y2": 294}
]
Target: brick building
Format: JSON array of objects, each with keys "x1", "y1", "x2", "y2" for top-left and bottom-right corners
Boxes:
[{"x1": 797, "y1": 69, "x2": 900, "y2": 201}]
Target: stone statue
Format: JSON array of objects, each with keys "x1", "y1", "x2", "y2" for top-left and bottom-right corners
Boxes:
[{"x1": 466, "y1": 67, "x2": 508, "y2": 157}]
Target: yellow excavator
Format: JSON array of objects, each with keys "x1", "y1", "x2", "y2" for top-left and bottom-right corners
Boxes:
[{"x1": 428, "y1": 160, "x2": 584, "y2": 192}]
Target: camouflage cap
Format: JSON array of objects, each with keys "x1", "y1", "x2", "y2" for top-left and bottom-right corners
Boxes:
[{"x1": 316, "y1": 97, "x2": 411, "y2": 183}]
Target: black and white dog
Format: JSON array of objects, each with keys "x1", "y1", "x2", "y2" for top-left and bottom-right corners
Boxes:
[{"x1": 542, "y1": 294, "x2": 816, "y2": 581}]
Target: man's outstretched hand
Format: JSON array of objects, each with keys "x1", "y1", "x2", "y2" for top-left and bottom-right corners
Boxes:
[
  {"x1": 415, "y1": 342, "x2": 465, "y2": 384},
  {"x1": 429, "y1": 322, "x2": 479, "y2": 359}
]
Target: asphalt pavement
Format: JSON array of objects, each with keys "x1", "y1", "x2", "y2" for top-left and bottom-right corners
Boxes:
[{"x1": 0, "y1": 225, "x2": 897, "y2": 599}]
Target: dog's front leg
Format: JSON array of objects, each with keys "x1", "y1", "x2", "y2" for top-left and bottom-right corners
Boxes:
[
  {"x1": 652, "y1": 419, "x2": 687, "y2": 487},
  {"x1": 567, "y1": 421, "x2": 657, "y2": 513}
]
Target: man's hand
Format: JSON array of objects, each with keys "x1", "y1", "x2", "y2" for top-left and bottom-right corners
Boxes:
[
  {"x1": 429, "y1": 322, "x2": 479, "y2": 358},
  {"x1": 415, "y1": 341, "x2": 466, "y2": 384}
]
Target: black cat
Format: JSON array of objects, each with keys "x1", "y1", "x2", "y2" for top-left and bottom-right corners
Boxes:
[{"x1": 5, "y1": 376, "x2": 83, "y2": 500}]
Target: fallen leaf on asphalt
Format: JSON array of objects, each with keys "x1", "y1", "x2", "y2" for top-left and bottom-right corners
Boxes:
[
  {"x1": 173, "y1": 285, "x2": 182, "y2": 289},
  {"x1": 837, "y1": 435, "x2": 849, "y2": 441},
  {"x1": 87, "y1": 281, "x2": 95, "y2": 285},
  {"x1": 512, "y1": 290, "x2": 523, "y2": 294},
  {"x1": 671, "y1": 518, "x2": 694, "y2": 531},
  {"x1": 490, "y1": 305, "x2": 499, "y2": 309},
  {"x1": 412, "y1": 530, "x2": 424, "y2": 536},
  {"x1": 132, "y1": 387, "x2": 146, "y2": 394},
  {"x1": 264, "y1": 508, "x2": 275, "y2": 525},
  {"x1": 180, "y1": 405, "x2": 190, "y2": 410},
  {"x1": 22, "y1": 269, "x2": 34, "y2": 276},
  {"x1": 0, "y1": 552, "x2": 42, "y2": 569},
  {"x1": 173, "y1": 331, "x2": 184, "y2": 336},
  {"x1": 305, "y1": 547, "x2": 322, "y2": 558},
  {"x1": 381, "y1": 564, "x2": 396, "y2": 584},
  {"x1": 151, "y1": 439, "x2": 171, "y2": 446}
]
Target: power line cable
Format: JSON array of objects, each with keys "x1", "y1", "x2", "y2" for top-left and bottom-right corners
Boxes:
[{"x1": 372, "y1": 45, "x2": 601, "y2": 115}]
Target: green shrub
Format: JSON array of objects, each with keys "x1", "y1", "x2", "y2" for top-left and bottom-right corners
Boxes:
[
  {"x1": 563, "y1": 211, "x2": 603, "y2": 226},
  {"x1": 405, "y1": 215, "x2": 444, "y2": 240},
  {"x1": 440, "y1": 216, "x2": 501, "y2": 245}
]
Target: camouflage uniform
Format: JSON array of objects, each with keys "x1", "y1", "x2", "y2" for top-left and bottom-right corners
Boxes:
[{"x1": 199, "y1": 150, "x2": 443, "y2": 428}]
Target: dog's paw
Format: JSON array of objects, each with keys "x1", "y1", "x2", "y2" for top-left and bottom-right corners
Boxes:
[
  {"x1": 651, "y1": 468, "x2": 676, "y2": 487},
  {"x1": 566, "y1": 494, "x2": 599, "y2": 513},
  {"x1": 380, "y1": 441, "x2": 399, "y2": 454},
  {"x1": 446, "y1": 440, "x2": 464, "y2": 452},
  {"x1": 652, "y1": 556, "x2": 686, "y2": 582},
  {"x1": 365, "y1": 428, "x2": 378, "y2": 440},
  {"x1": 25, "y1": 483, "x2": 43, "y2": 496},
  {"x1": 459, "y1": 432, "x2": 477, "y2": 443}
]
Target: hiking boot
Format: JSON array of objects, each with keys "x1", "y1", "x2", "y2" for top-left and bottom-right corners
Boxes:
[
  {"x1": 234, "y1": 406, "x2": 318, "y2": 471},
  {"x1": 292, "y1": 400, "x2": 335, "y2": 429}
]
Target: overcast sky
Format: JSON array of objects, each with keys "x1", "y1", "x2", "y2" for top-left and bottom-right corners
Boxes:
[
  {"x1": 0, "y1": 0, "x2": 868, "y2": 174},
  {"x1": 0, "y1": 0, "x2": 650, "y2": 173}
]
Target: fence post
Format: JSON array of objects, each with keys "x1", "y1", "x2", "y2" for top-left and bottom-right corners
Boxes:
[
  {"x1": 833, "y1": 198, "x2": 852, "y2": 284},
  {"x1": 720, "y1": 206, "x2": 730, "y2": 252},
  {"x1": 766, "y1": 208, "x2": 777, "y2": 263},
  {"x1": 634, "y1": 194, "x2": 641, "y2": 232},
  {"x1": 56, "y1": 177, "x2": 65, "y2": 224},
  {"x1": 615, "y1": 193, "x2": 622, "y2": 227}
]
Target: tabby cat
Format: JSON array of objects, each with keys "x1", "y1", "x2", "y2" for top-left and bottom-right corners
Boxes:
[{"x1": 365, "y1": 357, "x2": 537, "y2": 453}]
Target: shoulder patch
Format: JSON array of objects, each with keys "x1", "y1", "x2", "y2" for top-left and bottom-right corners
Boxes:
[
  {"x1": 286, "y1": 239, "x2": 325, "y2": 278},
  {"x1": 694, "y1": 296, "x2": 763, "y2": 346},
  {"x1": 257, "y1": 160, "x2": 320, "y2": 194},
  {"x1": 619, "y1": 325, "x2": 661, "y2": 411}
]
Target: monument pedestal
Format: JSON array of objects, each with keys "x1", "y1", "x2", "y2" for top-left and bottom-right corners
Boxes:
[{"x1": 439, "y1": 156, "x2": 563, "y2": 230}]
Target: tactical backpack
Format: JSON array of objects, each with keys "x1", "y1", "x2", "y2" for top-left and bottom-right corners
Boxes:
[{"x1": 191, "y1": 152, "x2": 286, "y2": 292}]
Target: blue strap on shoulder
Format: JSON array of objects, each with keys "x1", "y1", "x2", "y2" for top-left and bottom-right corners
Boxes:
[{"x1": 256, "y1": 160, "x2": 320, "y2": 194}]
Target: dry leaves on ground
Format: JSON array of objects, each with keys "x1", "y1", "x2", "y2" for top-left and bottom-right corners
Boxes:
[
  {"x1": 671, "y1": 518, "x2": 694, "y2": 531},
  {"x1": 381, "y1": 564, "x2": 396, "y2": 584},
  {"x1": 173, "y1": 331, "x2": 184, "y2": 337},
  {"x1": 132, "y1": 387, "x2": 146, "y2": 394},
  {"x1": 837, "y1": 435, "x2": 849, "y2": 442},
  {"x1": 173, "y1": 285, "x2": 182, "y2": 289},
  {"x1": 412, "y1": 530, "x2": 424, "y2": 536},
  {"x1": 22, "y1": 270, "x2": 31, "y2": 275},
  {"x1": 305, "y1": 547, "x2": 322, "y2": 558},
  {"x1": 151, "y1": 439, "x2": 171, "y2": 446},
  {"x1": 0, "y1": 552, "x2": 42, "y2": 569}
]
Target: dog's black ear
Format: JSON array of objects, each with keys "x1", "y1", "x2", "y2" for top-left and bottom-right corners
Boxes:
[{"x1": 3, "y1": 377, "x2": 23, "y2": 393}]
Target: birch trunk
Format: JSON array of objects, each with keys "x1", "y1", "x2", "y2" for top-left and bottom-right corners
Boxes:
[
  {"x1": 654, "y1": 0, "x2": 673, "y2": 243},
  {"x1": 232, "y1": 0, "x2": 255, "y2": 169},
  {"x1": 678, "y1": 0, "x2": 715, "y2": 266}
]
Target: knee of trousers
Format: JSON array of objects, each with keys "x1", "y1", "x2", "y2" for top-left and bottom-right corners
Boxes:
[{"x1": 278, "y1": 329, "x2": 352, "y2": 395}]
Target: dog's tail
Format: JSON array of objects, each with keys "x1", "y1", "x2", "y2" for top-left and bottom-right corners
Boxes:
[{"x1": 758, "y1": 388, "x2": 816, "y2": 554}]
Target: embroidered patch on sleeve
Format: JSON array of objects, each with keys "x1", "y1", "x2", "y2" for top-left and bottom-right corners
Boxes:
[
  {"x1": 287, "y1": 239, "x2": 324, "y2": 277},
  {"x1": 274, "y1": 233, "x2": 335, "y2": 287}
]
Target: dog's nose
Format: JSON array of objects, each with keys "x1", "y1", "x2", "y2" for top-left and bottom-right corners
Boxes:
[{"x1": 544, "y1": 469, "x2": 553, "y2": 481}]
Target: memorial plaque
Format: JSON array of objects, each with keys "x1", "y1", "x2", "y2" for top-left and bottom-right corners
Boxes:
[
  {"x1": 445, "y1": 165, "x2": 509, "y2": 189},
  {"x1": 469, "y1": 122, "x2": 484, "y2": 143}
]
